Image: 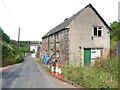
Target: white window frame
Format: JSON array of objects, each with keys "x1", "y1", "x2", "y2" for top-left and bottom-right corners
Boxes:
[
  {"x1": 92, "y1": 26, "x2": 103, "y2": 37},
  {"x1": 91, "y1": 48, "x2": 101, "y2": 59}
]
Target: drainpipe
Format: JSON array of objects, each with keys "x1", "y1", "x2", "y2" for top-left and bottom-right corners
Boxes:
[
  {"x1": 48, "y1": 36, "x2": 50, "y2": 52},
  {"x1": 54, "y1": 34, "x2": 56, "y2": 55}
]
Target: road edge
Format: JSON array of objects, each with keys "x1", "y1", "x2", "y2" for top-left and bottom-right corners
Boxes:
[
  {"x1": 37, "y1": 59, "x2": 84, "y2": 88},
  {"x1": 0, "y1": 63, "x2": 21, "y2": 72}
]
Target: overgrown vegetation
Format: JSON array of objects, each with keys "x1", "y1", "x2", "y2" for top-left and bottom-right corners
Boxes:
[
  {"x1": 110, "y1": 21, "x2": 120, "y2": 49},
  {"x1": 61, "y1": 21, "x2": 120, "y2": 88},
  {"x1": 37, "y1": 57, "x2": 119, "y2": 88},
  {"x1": 2, "y1": 41, "x2": 24, "y2": 67},
  {"x1": 62, "y1": 58, "x2": 118, "y2": 88},
  {"x1": 1, "y1": 27, "x2": 30, "y2": 67},
  {"x1": 36, "y1": 21, "x2": 120, "y2": 88}
]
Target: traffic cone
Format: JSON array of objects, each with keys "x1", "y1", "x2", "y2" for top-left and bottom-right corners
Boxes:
[
  {"x1": 51, "y1": 65, "x2": 54, "y2": 75},
  {"x1": 55, "y1": 63, "x2": 59, "y2": 77},
  {"x1": 58, "y1": 65, "x2": 63, "y2": 78}
]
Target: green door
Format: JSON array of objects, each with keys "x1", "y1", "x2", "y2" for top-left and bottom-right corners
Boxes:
[{"x1": 84, "y1": 49, "x2": 91, "y2": 66}]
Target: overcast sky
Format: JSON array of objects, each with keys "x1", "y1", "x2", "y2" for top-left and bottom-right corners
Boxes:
[{"x1": 0, "y1": 0, "x2": 119, "y2": 41}]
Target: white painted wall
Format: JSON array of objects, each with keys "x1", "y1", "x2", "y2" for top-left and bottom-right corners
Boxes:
[
  {"x1": 91, "y1": 49, "x2": 101, "y2": 59},
  {"x1": 30, "y1": 46, "x2": 38, "y2": 53}
]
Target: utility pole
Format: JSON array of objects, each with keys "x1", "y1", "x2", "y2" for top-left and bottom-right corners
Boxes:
[{"x1": 18, "y1": 27, "x2": 20, "y2": 49}]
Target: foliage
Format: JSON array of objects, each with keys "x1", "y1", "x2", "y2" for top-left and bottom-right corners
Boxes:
[
  {"x1": 19, "y1": 41, "x2": 30, "y2": 53},
  {"x1": 38, "y1": 58, "x2": 43, "y2": 64},
  {"x1": 2, "y1": 42, "x2": 24, "y2": 67},
  {"x1": 30, "y1": 41, "x2": 40, "y2": 44},
  {"x1": 62, "y1": 58, "x2": 118, "y2": 88},
  {"x1": 110, "y1": 21, "x2": 120, "y2": 41},
  {"x1": 0, "y1": 27, "x2": 10, "y2": 43},
  {"x1": 110, "y1": 21, "x2": 120, "y2": 50},
  {"x1": 1, "y1": 27, "x2": 30, "y2": 67},
  {"x1": 10, "y1": 40, "x2": 30, "y2": 53}
]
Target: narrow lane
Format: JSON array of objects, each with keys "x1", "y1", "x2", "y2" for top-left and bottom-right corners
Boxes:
[{"x1": 2, "y1": 56, "x2": 74, "y2": 88}]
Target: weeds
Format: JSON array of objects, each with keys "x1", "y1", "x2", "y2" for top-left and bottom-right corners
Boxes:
[{"x1": 62, "y1": 58, "x2": 118, "y2": 88}]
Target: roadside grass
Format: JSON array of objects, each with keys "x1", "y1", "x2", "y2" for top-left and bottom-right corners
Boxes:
[
  {"x1": 37, "y1": 57, "x2": 119, "y2": 88},
  {"x1": 62, "y1": 57, "x2": 118, "y2": 88},
  {"x1": 37, "y1": 58, "x2": 51, "y2": 72},
  {"x1": 37, "y1": 58, "x2": 43, "y2": 64}
]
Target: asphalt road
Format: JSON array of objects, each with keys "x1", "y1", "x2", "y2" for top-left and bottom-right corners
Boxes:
[{"x1": 2, "y1": 56, "x2": 74, "y2": 88}]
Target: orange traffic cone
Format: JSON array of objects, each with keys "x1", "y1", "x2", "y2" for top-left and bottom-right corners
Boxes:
[
  {"x1": 55, "y1": 63, "x2": 59, "y2": 77},
  {"x1": 51, "y1": 65, "x2": 54, "y2": 75},
  {"x1": 58, "y1": 65, "x2": 63, "y2": 78}
]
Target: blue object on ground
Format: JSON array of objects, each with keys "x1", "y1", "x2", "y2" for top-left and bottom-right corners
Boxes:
[
  {"x1": 43, "y1": 52, "x2": 51, "y2": 65},
  {"x1": 43, "y1": 53, "x2": 47, "y2": 64},
  {"x1": 46, "y1": 56, "x2": 51, "y2": 65}
]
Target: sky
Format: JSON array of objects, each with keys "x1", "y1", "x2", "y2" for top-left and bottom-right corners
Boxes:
[{"x1": 0, "y1": 0, "x2": 120, "y2": 41}]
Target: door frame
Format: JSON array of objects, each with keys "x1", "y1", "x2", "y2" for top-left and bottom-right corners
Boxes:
[{"x1": 84, "y1": 48, "x2": 91, "y2": 66}]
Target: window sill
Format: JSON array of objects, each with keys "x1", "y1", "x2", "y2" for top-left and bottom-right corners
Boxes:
[{"x1": 91, "y1": 58, "x2": 101, "y2": 60}]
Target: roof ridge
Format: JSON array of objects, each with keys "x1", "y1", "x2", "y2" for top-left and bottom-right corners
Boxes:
[
  {"x1": 86, "y1": 3, "x2": 111, "y2": 30},
  {"x1": 42, "y1": 3, "x2": 111, "y2": 39},
  {"x1": 42, "y1": 5, "x2": 85, "y2": 38}
]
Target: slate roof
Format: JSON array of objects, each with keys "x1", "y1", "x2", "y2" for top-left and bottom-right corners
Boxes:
[
  {"x1": 42, "y1": 4, "x2": 111, "y2": 39},
  {"x1": 42, "y1": 11, "x2": 80, "y2": 38}
]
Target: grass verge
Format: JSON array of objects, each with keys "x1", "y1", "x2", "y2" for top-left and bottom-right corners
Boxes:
[
  {"x1": 37, "y1": 58, "x2": 51, "y2": 72},
  {"x1": 62, "y1": 57, "x2": 119, "y2": 88},
  {"x1": 37, "y1": 57, "x2": 119, "y2": 88}
]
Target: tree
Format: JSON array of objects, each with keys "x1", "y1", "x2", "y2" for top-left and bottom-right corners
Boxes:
[
  {"x1": 0, "y1": 27, "x2": 10, "y2": 43},
  {"x1": 1, "y1": 28, "x2": 24, "y2": 66},
  {"x1": 110, "y1": 21, "x2": 120, "y2": 41}
]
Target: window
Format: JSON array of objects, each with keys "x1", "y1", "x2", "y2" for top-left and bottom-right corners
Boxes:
[
  {"x1": 91, "y1": 49, "x2": 101, "y2": 59},
  {"x1": 56, "y1": 50, "x2": 60, "y2": 57},
  {"x1": 93, "y1": 26, "x2": 103, "y2": 36},
  {"x1": 50, "y1": 49, "x2": 53, "y2": 55},
  {"x1": 50, "y1": 35, "x2": 53, "y2": 42},
  {"x1": 56, "y1": 33, "x2": 60, "y2": 42}
]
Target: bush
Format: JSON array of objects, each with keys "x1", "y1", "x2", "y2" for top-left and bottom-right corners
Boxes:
[
  {"x1": 62, "y1": 58, "x2": 118, "y2": 88},
  {"x1": 2, "y1": 42, "x2": 24, "y2": 67},
  {"x1": 2, "y1": 53, "x2": 24, "y2": 67},
  {"x1": 1, "y1": 28, "x2": 29, "y2": 67}
]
